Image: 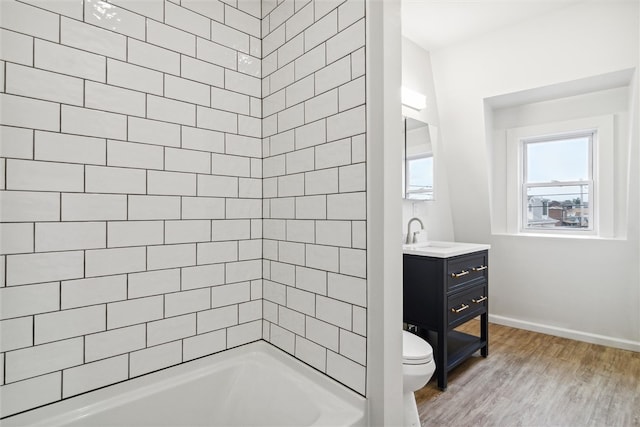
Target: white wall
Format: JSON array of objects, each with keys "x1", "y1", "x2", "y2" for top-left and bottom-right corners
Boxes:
[
  {"x1": 401, "y1": 37, "x2": 454, "y2": 242},
  {"x1": 431, "y1": 1, "x2": 640, "y2": 349},
  {"x1": 261, "y1": 0, "x2": 368, "y2": 396}
]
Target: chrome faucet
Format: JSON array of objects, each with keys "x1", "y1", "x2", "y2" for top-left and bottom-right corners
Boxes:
[{"x1": 405, "y1": 217, "x2": 424, "y2": 244}]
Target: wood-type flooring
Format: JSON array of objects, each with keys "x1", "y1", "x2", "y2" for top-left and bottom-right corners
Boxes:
[{"x1": 415, "y1": 321, "x2": 640, "y2": 426}]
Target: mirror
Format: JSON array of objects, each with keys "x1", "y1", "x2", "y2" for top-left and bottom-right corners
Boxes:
[{"x1": 403, "y1": 117, "x2": 436, "y2": 201}]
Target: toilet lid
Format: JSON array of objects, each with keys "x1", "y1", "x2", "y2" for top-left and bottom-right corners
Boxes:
[{"x1": 402, "y1": 331, "x2": 433, "y2": 364}]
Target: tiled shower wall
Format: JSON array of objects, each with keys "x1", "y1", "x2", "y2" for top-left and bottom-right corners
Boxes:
[
  {"x1": 0, "y1": 0, "x2": 264, "y2": 417},
  {"x1": 261, "y1": 0, "x2": 366, "y2": 393},
  {"x1": 0, "y1": 0, "x2": 366, "y2": 418}
]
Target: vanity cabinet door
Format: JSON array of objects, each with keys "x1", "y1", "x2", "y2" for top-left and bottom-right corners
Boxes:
[
  {"x1": 447, "y1": 284, "x2": 488, "y2": 328},
  {"x1": 446, "y1": 251, "x2": 488, "y2": 291}
]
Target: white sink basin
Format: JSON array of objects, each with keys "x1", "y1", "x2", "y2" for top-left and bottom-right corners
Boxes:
[{"x1": 403, "y1": 241, "x2": 490, "y2": 258}]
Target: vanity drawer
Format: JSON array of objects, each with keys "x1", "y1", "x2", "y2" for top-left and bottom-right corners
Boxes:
[
  {"x1": 447, "y1": 285, "x2": 488, "y2": 327},
  {"x1": 447, "y1": 251, "x2": 488, "y2": 291}
]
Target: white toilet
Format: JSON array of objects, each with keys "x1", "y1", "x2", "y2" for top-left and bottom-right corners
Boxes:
[{"x1": 402, "y1": 330, "x2": 436, "y2": 427}]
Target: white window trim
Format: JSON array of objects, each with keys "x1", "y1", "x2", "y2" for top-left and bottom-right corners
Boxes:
[
  {"x1": 521, "y1": 130, "x2": 595, "y2": 234},
  {"x1": 505, "y1": 115, "x2": 614, "y2": 238}
]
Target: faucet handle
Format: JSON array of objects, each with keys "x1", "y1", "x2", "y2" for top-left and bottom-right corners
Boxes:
[{"x1": 411, "y1": 230, "x2": 420, "y2": 243}]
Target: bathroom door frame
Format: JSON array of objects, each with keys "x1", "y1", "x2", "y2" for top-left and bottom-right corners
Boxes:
[{"x1": 365, "y1": 0, "x2": 404, "y2": 425}]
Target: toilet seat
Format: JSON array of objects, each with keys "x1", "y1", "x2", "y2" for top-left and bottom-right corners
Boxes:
[{"x1": 402, "y1": 330, "x2": 433, "y2": 365}]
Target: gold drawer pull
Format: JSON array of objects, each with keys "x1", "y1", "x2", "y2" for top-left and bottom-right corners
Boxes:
[
  {"x1": 472, "y1": 296, "x2": 487, "y2": 303},
  {"x1": 472, "y1": 265, "x2": 488, "y2": 272},
  {"x1": 451, "y1": 303, "x2": 469, "y2": 313},
  {"x1": 450, "y1": 270, "x2": 469, "y2": 278}
]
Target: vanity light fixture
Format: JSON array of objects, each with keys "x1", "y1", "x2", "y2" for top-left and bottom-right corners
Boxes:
[{"x1": 401, "y1": 86, "x2": 427, "y2": 111}]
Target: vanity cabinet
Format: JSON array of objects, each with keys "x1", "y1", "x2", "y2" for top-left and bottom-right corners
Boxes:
[{"x1": 403, "y1": 250, "x2": 489, "y2": 390}]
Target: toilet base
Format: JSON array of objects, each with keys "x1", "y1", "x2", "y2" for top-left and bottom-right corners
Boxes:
[{"x1": 403, "y1": 391, "x2": 421, "y2": 427}]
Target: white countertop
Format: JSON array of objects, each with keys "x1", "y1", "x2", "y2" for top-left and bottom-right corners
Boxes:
[{"x1": 402, "y1": 241, "x2": 491, "y2": 258}]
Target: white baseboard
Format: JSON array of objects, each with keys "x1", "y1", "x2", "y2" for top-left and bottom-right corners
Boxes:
[{"x1": 489, "y1": 314, "x2": 640, "y2": 352}]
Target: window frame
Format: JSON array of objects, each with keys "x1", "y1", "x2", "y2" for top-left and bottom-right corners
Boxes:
[
  {"x1": 520, "y1": 130, "x2": 596, "y2": 234},
  {"x1": 503, "y1": 115, "x2": 615, "y2": 239}
]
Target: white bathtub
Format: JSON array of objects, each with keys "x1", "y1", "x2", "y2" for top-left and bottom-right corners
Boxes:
[{"x1": 3, "y1": 341, "x2": 367, "y2": 426}]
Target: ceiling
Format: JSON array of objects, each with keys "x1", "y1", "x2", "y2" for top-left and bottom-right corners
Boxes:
[{"x1": 401, "y1": 0, "x2": 583, "y2": 52}]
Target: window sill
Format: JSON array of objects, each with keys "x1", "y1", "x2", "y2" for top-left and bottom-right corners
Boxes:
[{"x1": 491, "y1": 232, "x2": 625, "y2": 241}]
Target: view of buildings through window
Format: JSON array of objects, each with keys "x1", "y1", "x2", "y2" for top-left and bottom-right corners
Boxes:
[
  {"x1": 407, "y1": 154, "x2": 434, "y2": 200},
  {"x1": 523, "y1": 133, "x2": 594, "y2": 230}
]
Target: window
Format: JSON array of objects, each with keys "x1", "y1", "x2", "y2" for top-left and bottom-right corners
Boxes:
[
  {"x1": 496, "y1": 111, "x2": 617, "y2": 238},
  {"x1": 522, "y1": 131, "x2": 594, "y2": 232}
]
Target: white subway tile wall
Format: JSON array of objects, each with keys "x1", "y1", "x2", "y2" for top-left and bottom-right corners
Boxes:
[
  {"x1": 0, "y1": 0, "x2": 261, "y2": 416},
  {"x1": 261, "y1": 0, "x2": 366, "y2": 395},
  {"x1": 0, "y1": 0, "x2": 366, "y2": 416}
]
